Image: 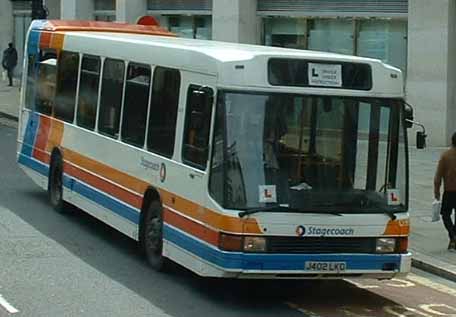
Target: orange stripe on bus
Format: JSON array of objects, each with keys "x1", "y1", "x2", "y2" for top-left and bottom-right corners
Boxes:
[
  {"x1": 64, "y1": 148, "x2": 150, "y2": 195},
  {"x1": 50, "y1": 33, "x2": 65, "y2": 52},
  {"x1": 160, "y1": 190, "x2": 262, "y2": 234},
  {"x1": 45, "y1": 119, "x2": 64, "y2": 153}
]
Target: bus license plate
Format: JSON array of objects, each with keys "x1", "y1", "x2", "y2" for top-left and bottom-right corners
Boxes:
[{"x1": 305, "y1": 261, "x2": 346, "y2": 272}]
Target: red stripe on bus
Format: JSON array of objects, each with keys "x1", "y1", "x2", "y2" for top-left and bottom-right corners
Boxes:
[
  {"x1": 63, "y1": 161, "x2": 143, "y2": 210},
  {"x1": 33, "y1": 116, "x2": 51, "y2": 163},
  {"x1": 164, "y1": 208, "x2": 219, "y2": 247},
  {"x1": 39, "y1": 31, "x2": 52, "y2": 49}
]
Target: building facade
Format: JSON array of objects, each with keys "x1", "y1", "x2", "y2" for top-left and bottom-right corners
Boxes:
[{"x1": 0, "y1": 0, "x2": 455, "y2": 146}]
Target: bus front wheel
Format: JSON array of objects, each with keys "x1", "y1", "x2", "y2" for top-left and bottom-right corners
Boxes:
[
  {"x1": 142, "y1": 201, "x2": 168, "y2": 271},
  {"x1": 48, "y1": 156, "x2": 65, "y2": 213}
]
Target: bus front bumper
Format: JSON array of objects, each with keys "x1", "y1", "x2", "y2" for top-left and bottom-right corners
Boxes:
[
  {"x1": 163, "y1": 225, "x2": 412, "y2": 279},
  {"x1": 230, "y1": 252, "x2": 412, "y2": 279}
]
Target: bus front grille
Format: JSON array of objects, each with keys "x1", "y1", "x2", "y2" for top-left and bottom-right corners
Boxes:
[{"x1": 267, "y1": 237, "x2": 376, "y2": 254}]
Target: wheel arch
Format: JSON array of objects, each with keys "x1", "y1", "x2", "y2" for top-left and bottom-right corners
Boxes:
[
  {"x1": 48, "y1": 147, "x2": 63, "y2": 187},
  {"x1": 139, "y1": 186, "x2": 162, "y2": 242}
]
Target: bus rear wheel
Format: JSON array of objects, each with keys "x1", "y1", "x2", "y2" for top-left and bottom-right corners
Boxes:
[
  {"x1": 48, "y1": 156, "x2": 65, "y2": 213},
  {"x1": 142, "y1": 201, "x2": 168, "y2": 271}
]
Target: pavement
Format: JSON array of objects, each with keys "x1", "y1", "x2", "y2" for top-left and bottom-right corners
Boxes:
[
  {"x1": 1, "y1": 79, "x2": 455, "y2": 282},
  {"x1": 0, "y1": 79, "x2": 20, "y2": 121}
]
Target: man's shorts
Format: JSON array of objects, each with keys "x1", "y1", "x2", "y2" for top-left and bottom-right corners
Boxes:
[{"x1": 441, "y1": 191, "x2": 456, "y2": 216}]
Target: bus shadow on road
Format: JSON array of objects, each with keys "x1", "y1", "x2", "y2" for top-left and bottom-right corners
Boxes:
[{"x1": 190, "y1": 277, "x2": 410, "y2": 317}]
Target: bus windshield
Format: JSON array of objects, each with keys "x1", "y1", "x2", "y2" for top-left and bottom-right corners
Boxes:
[{"x1": 209, "y1": 91, "x2": 407, "y2": 214}]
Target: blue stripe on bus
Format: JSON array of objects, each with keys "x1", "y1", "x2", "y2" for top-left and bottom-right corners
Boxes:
[
  {"x1": 18, "y1": 153, "x2": 49, "y2": 177},
  {"x1": 163, "y1": 224, "x2": 243, "y2": 269},
  {"x1": 19, "y1": 153, "x2": 140, "y2": 225},
  {"x1": 27, "y1": 30, "x2": 41, "y2": 56},
  {"x1": 163, "y1": 224, "x2": 402, "y2": 271},
  {"x1": 20, "y1": 112, "x2": 40, "y2": 157},
  {"x1": 71, "y1": 179, "x2": 140, "y2": 224}
]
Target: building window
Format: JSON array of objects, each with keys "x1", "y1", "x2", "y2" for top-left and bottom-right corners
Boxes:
[
  {"x1": 168, "y1": 15, "x2": 212, "y2": 39},
  {"x1": 121, "y1": 63, "x2": 151, "y2": 147},
  {"x1": 94, "y1": 0, "x2": 115, "y2": 10},
  {"x1": 147, "y1": 67, "x2": 181, "y2": 158},
  {"x1": 308, "y1": 19, "x2": 354, "y2": 55},
  {"x1": 94, "y1": 0, "x2": 115, "y2": 21},
  {"x1": 357, "y1": 20, "x2": 407, "y2": 74},
  {"x1": 94, "y1": 14, "x2": 116, "y2": 22},
  {"x1": 263, "y1": 17, "x2": 408, "y2": 75},
  {"x1": 77, "y1": 55, "x2": 101, "y2": 130},
  {"x1": 55, "y1": 51, "x2": 80, "y2": 123},
  {"x1": 98, "y1": 59, "x2": 125, "y2": 138},
  {"x1": 264, "y1": 18, "x2": 307, "y2": 49}
]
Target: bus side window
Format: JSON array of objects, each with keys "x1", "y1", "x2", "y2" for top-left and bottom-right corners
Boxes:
[
  {"x1": 147, "y1": 67, "x2": 181, "y2": 158},
  {"x1": 182, "y1": 85, "x2": 214, "y2": 169},
  {"x1": 36, "y1": 49, "x2": 57, "y2": 116},
  {"x1": 121, "y1": 63, "x2": 151, "y2": 147},
  {"x1": 77, "y1": 55, "x2": 101, "y2": 130},
  {"x1": 98, "y1": 58, "x2": 125, "y2": 138},
  {"x1": 54, "y1": 51, "x2": 80, "y2": 123}
]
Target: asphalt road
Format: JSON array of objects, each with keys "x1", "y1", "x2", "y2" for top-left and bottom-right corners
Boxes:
[{"x1": 1, "y1": 119, "x2": 456, "y2": 317}]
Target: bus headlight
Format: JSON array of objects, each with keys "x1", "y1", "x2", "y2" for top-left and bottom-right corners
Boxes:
[
  {"x1": 243, "y1": 236, "x2": 267, "y2": 252},
  {"x1": 376, "y1": 238, "x2": 396, "y2": 253}
]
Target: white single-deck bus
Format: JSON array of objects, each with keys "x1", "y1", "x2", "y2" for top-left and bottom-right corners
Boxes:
[{"x1": 18, "y1": 20, "x2": 420, "y2": 279}]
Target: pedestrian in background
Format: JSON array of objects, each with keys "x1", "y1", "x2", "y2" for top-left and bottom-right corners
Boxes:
[
  {"x1": 2, "y1": 42, "x2": 18, "y2": 87},
  {"x1": 434, "y1": 131, "x2": 456, "y2": 250}
]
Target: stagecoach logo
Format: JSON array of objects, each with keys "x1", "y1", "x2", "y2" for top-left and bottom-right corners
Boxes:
[
  {"x1": 296, "y1": 225, "x2": 306, "y2": 236},
  {"x1": 296, "y1": 225, "x2": 355, "y2": 237},
  {"x1": 160, "y1": 163, "x2": 166, "y2": 183},
  {"x1": 140, "y1": 157, "x2": 160, "y2": 171}
]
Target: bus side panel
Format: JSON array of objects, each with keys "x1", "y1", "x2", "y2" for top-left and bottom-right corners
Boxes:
[{"x1": 17, "y1": 111, "x2": 49, "y2": 189}]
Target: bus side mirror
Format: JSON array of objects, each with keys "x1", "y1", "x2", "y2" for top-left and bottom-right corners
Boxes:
[
  {"x1": 404, "y1": 105, "x2": 413, "y2": 129},
  {"x1": 416, "y1": 131, "x2": 427, "y2": 149}
]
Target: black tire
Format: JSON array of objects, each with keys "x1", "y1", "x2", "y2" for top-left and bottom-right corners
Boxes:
[
  {"x1": 48, "y1": 156, "x2": 65, "y2": 213},
  {"x1": 141, "y1": 201, "x2": 168, "y2": 271}
]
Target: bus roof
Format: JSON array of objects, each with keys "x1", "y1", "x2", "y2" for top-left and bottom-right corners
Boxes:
[{"x1": 31, "y1": 19, "x2": 175, "y2": 37}]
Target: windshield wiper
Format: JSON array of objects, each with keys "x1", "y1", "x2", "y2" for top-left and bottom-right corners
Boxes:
[
  {"x1": 238, "y1": 206, "x2": 302, "y2": 218},
  {"x1": 315, "y1": 203, "x2": 398, "y2": 220},
  {"x1": 238, "y1": 206, "x2": 342, "y2": 218}
]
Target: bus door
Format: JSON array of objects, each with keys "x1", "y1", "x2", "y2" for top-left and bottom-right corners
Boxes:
[{"x1": 180, "y1": 78, "x2": 216, "y2": 214}]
